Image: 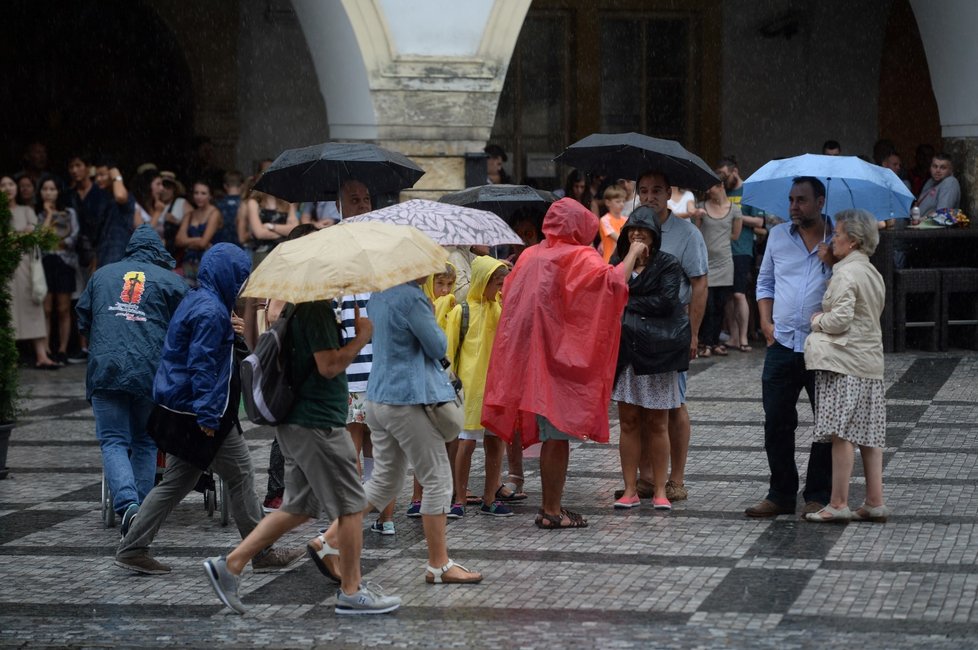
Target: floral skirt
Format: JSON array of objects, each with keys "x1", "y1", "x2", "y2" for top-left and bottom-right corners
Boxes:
[
  {"x1": 813, "y1": 370, "x2": 886, "y2": 448},
  {"x1": 612, "y1": 365, "x2": 681, "y2": 411}
]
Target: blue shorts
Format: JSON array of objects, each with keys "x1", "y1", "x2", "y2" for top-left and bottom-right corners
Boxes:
[
  {"x1": 535, "y1": 415, "x2": 574, "y2": 441},
  {"x1": 678, "y1": 371, "x2": 687, "y2": 404}
]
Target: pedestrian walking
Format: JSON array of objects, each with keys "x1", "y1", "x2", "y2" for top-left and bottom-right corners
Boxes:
[
  {"x1": 205, "y1": 283, "x2": 401, "y2": 614},
  {"x1": 76, "y1": 225, "x2": 187, "y2": 534},
  {"x1": 310, "y1": 278, "x2": 483, "y2": 586},
  {"x1": 117, "y1": 243, "x2": 301, "y2": 575}
]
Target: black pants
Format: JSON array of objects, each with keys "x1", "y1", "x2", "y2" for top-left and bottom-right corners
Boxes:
[
  {"x1": 761, "y1": 342, "x2": 832, "y2": 507},
  {"x1": 702, "y1": 285, "x2": 732, "y2": 347}
]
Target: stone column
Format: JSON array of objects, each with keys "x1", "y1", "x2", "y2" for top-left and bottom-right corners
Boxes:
[
  {"x1": 292, "y1": 0, "x2": 530, "y2": 197},
  {"x1": 912, "y1": 0, "x2": 978, "y2": 217}
]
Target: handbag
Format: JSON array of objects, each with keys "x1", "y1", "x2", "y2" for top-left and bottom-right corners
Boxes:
[
  {"x1": 423, "y1": 358, "x2": 465, "y2": 442},
  {"x1": 30, "y1": 247, "x2": 47, "y2": 304}
]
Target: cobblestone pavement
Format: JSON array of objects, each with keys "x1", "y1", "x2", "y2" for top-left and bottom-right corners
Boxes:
[{"x1": 2, "y1": 349, "x2": 977, "y2": 648}]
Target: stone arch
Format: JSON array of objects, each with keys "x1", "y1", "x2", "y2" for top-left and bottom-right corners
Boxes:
[{"x1": 0, "y1": 0, "x2": 194, "y2": 174}]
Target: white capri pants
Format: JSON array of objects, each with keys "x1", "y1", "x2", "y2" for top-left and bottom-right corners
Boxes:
[{"x1": 364, "y1": 401, "x2": 453, "y2": 516}]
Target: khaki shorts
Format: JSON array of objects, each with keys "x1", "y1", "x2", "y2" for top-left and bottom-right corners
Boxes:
[
  {"x1": 275, "y1": 424, "x2": 367, "y2": 520},
  {"x1": 536, "y1": 415, "x2": 574, "y2": 441}
]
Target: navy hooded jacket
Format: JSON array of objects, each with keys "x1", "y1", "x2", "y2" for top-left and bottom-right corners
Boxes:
[
  {"x1": 152, "y1": 243, "x2": 251, "y2": 429},
  {"x1": 77, "y1": 225, "x2": 187, "y2": 401}
]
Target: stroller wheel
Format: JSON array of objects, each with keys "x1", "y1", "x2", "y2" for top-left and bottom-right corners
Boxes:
[
  {"x1": 101, "y1": 474, "x2": 116, "y2": 528},
  {"x1": 218, "y1": 476, "x2": 230, "y2": 527},
  {"x1": 205, "y1": 488, "x2": 216, "y2": 517}
]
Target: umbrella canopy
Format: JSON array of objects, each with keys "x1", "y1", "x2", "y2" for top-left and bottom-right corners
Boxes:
[
  {"x1": 239, "y1": 222, "x2": 447, "y2": 303},
  {"x1": 345, "y1": 199, "x2": 523, "y2": 246},
  {"x1": 741, "y1": 154, "x2": 914, "y2": 221},
  {"x1": 553, "y1": 132, "x2": 720, "y2": 191},
  {"x1": 438, "y1": 184, "x2": 555, "y2": 220},
  {"x1": 253, "y1": 142, "x2": 425, "y2": 202}
]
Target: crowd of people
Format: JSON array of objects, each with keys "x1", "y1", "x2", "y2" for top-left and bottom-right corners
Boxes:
[{"x1": 6, "y1": 134, "x2": 951, "y2": 616}]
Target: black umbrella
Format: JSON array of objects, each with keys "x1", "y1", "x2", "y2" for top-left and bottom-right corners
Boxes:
[
  {"x1": 438, "y1": 184, "x2": 555, "y2": 220},
  {"x1": 253, "y1": 142, "x2": 425, "y2": 202},
  {"x1": 553, "y1": 132, "x2": 720, "y2": 191}
]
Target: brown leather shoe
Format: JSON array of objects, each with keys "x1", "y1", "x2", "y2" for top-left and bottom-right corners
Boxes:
[
  {"x1": 665, "y1": 480, "x2": 688, "y2": 501},
  {"x1": 800, "y1": 501, "x2": 825, "y2": 519},
  {"x1": 745, "y1": 499, "x2": 794, "y2": 518},
  {"x1": 614, "y1": 478, "x2": 655, "y2": 500}
]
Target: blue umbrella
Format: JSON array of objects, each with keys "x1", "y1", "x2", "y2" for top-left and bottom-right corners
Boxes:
[{"x1": 741, "y1": 154, "x2": 914, "y2": 221}]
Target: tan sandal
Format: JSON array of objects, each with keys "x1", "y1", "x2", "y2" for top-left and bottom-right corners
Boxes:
[{"x1": 425, "y1": 559, "x2": 483, "y2": 584}]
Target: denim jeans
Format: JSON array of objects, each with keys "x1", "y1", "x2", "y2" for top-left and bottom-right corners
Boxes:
[
  {"x1": 91, "y1": 390, "x2": 157, "y2": 514},
  {"x1": 761, "y1": 342, "x2": 832, "y2": 507}
]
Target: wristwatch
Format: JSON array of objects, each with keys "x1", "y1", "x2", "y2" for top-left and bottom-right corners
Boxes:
[
  {"x1": 266, "y1": 222, "x2": 276, "y2": 231},
  {"x1": 113, "y1": 175, "x2": 123, "y2": 183}
]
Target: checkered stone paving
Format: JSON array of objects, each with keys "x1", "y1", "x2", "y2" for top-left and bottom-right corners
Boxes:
[{"x1": 2, "y1": 348, "x2": 978, "y2": 649}]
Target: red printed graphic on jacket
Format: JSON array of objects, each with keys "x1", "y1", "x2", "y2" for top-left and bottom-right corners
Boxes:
[{"x1": 109, "y1": 271, "x2": 149, "y2": 322}]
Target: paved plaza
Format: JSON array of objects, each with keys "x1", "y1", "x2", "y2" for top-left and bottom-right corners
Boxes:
[{"x1": 1, "y1": 348, "x2": 977, "y2": 648}]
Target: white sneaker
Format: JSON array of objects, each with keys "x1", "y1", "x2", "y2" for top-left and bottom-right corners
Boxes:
[{"x1": 335, "y1": 583, "x2": 401, "y2": 615}]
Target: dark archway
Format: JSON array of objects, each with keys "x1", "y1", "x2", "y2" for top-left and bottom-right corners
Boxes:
[
  {"x1": 878, "y1": 0, "x2": 940, "y2": 165},
  {"x1": 1, "y1": 0, "x2": 194, "y2": 177}
]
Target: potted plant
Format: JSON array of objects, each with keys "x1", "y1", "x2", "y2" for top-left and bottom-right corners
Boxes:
[{"x1": 0, "y1": 191, "x2": 58, "y2": 479}]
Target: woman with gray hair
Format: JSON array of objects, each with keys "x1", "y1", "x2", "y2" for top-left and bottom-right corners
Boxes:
[{"x1": 804, "y1": 209, "x2": 889, "y2": 522}]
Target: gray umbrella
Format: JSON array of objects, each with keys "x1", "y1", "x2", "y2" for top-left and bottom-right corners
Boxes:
[
  {"x1": 554, "y1": 132, "x2": 720, "y2": 191},
  {"x1": 438, "y1": 184, "x2": 555, "y2": 220},
  {"x1": 253, "y1": 142, "x2": 425, "y2": 202}
]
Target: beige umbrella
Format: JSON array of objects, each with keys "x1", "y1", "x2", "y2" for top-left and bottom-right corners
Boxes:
[{"x1": 240, "y1": 221, "x2": 448, "y2": 303}]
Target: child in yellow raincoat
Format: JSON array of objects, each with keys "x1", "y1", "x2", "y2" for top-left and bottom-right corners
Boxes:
[
  {"x1": 447, "y1": 256, "x2": 514, "y2": 517},
  {"x1": 422, "y1": 263, "x2": 457, "y2": 330}
]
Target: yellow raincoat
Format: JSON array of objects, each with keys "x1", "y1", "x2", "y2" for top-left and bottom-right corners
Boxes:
[
  {"x1": 446, "y1": 255, "x2": 506, "y2": 430},
  {"x1": 422, "y1": 262, "x2": 457, "y2": 331}
]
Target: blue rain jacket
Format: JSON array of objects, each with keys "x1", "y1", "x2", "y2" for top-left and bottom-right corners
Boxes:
[
  {"x1": 77, "y1": 225, "x2": 187, "y2": 401},
  {"x1": 152, "y1": 244, "x2": 251, "y2": 429}
]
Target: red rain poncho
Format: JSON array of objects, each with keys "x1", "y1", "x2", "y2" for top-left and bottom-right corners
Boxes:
[{"x1": 481, "y1": 198, "x2": 629, "y2": 446}]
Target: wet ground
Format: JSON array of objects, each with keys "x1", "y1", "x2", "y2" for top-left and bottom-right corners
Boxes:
[{"x1": 1, "y1": 348, "x2": 977, "y2": 648}]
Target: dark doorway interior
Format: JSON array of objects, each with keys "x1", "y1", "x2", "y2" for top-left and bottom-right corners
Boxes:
[{"x1": 1, "y1": 0, "x2": 194, "y2": 177}]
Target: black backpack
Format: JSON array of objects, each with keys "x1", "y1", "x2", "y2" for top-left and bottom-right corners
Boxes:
[{"x1": 240, "y1": 304, "x2": 310, "y2": 425}]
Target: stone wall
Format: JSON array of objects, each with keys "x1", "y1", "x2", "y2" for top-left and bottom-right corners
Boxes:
[
  {"x1": 720, "y1": 0, "x2": 891, "y2": 175},
  {"x1": 236, "y1": 0, "x2": 329, "y2": 175}
]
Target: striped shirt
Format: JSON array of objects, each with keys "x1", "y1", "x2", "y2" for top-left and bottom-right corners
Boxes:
[{"x1": 338, "y1": 293, "x2": 372, "y2": 392}]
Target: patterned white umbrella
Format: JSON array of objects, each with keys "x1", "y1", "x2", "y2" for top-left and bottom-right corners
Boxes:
[{"x1": 345, "y1": 199, "x2": 522, "y2": 246}]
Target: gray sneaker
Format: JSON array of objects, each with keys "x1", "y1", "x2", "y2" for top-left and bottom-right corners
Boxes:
[
  {"x1": 203, "y1": 556, "x2": 246, "y2": 614},
  {"x1": 252, "y1": 546, "x2": 305, "y2": 573},
  {"x1": 335, "y1": 583, "x2": 401, "y2": 615},
  {"x1": 114, "y1": 553, "x2": 171, "y2": 575}
]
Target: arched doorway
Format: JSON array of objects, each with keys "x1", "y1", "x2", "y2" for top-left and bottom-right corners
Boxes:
[
  {"x1": 1, "y1": 0, "x2": 194, "y2": 176},
  {"x1": 877, "y1": 0, "x2": 940, "y2": 173}
]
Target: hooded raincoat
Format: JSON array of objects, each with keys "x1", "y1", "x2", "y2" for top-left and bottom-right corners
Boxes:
[
  {"x1": 446, "y1": 255, "x2": 507, "y2": 430},
  {"x1": 482, "y1": 198, "x2": 630, "y2": 446},
  {"x1": 76, "y1": 225, "x2": 187, "y2": 401},
  {"x1": 152, "y1": 244, "x2": 252, "y2": 430},
  {"x1": 422, "y1": 262, "x2": 458, "y2": 331},
  {"x1": 613, "y1": 207, "x2": 691, "y2": 377}
]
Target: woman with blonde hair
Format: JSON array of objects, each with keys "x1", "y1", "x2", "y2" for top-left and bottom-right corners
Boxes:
[{"x1": 804, "y1": 209, "x2": 889, "y2": 523}]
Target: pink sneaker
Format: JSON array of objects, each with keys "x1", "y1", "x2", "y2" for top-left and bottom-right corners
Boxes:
[
  {"x1": 613, "y1": 495, "x2": 641, "y2": 509},
  {"x1": 652, "y1": 497, "x2": 672, "y2": 511}
]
